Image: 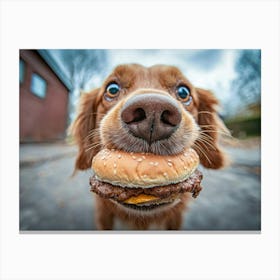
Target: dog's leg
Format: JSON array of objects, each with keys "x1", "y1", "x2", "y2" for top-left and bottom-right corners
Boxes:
[
  {"x1": 165, "y1": 195, "x2": 190, "y2": 230},
  {"x1": 165, "y1": 213, "x2": 183, "y2": 230},
  {"x1": 95, "y1": 197, "x2": 114, "y2": 230}
]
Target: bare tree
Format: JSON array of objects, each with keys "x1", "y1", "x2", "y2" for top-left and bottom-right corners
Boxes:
[
  {"x1": 60, "y1": 49, "x2": 108, "y2": 90},
  {"x1": 57, "y1": 50, "x2": 108, "y2": 122},
  {"x1": 233, "y1": 50, "x2": 261, "y2": 105}
]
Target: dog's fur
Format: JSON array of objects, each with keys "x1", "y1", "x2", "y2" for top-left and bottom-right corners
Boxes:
[{"x1": 70, "y1": 64, "x2": 228, "y2": 230}]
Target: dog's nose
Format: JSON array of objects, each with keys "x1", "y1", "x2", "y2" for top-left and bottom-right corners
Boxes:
[{"x1": 121, "y1": 93, "x2": 182, "y2": 143}]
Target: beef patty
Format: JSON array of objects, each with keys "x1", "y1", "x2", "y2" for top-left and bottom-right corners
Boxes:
[{"x1": 90, "y1": 169, "x2": 203, "y2": 203}]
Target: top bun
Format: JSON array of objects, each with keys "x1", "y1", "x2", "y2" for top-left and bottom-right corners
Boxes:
[{"x1": 91, "y1": 148, "x2": 199, "y2": 188}]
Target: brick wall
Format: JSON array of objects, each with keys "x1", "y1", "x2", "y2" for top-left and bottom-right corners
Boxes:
[{"x1": 20, "y1": 50, "x2": 69, "y2": 142}]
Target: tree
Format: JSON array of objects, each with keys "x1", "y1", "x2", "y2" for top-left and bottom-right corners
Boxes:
[
  {"x1": 56, "y1": 50, "x2": 108, "y2": 122},
  {"x1": 233, "y1": 50, "x2": 261, "y2": 106},
  {"x1": 60, "y1": 49, "x2": 108, "y2": 91}
]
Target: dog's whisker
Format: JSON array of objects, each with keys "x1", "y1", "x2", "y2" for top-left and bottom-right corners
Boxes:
[
  {"x1": 82, "y1": 127, "x2": 100, "y2": 141},
  {"x1": 197, "y1": 137, "x2": 216, "y2": 149},
  {"x1": 192, "y1": 142, "x2": 212, "y2": 165},
  {"x1": 200, "y1": 129, "x2": 232, "y2": 137},
  {"x1": 84, "y1": 141, "x2": 102, "y2": 149},
  {"x1": 195, "y1": 137, "x2": 217, "y2": 151},
  {"x1": 84, "y1": 131, "x2": 100, "y2": 142},
  {"x1": 198, "y1": 132, "x2": 216, "y2": 143},
  {"x1": 88, "y1": 112, "x2": 107, "y2": 116},
  {"x1": 84, "y1": 142, "x2": 103, "y2": 153},
  {"x1": 197, "y1": 111, "x2": 215, "y2": 116},
  {"x1": 199, "y1": 124, "x2": 219, "y2": 128}
]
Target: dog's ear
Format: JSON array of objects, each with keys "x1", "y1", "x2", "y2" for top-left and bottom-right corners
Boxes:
[
  {"x1": 69, "y1": 88, "x2": 101, "y2": 172},
  {"x1": 194, "y1": 88, "x2": 229, "y2": 169}
]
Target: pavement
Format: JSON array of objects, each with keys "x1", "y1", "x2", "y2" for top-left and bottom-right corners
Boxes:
[
  {"x1": 19, "y1": 139, "x2": 261, "y2": 231},
  {"x1": 20, "y1": 142, "x2": 77, "y2": 167}
]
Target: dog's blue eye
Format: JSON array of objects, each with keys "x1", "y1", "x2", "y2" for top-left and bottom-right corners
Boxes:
[
  {"x1": 106, "y1": 83, "x2": 120, "y2": 96},
  {"x1": 176, "y1": 85, "x2": 192, "y2": 105}
]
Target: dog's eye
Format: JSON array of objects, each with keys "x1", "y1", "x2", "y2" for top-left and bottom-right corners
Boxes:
[
  {"x1": 176, "y1": 85, "x2": 192, "y2": 106},
  {"x1": 106, "y1": 83, "x2": 120, "y2": 97}
]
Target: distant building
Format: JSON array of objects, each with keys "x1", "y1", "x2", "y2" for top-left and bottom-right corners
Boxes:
[{"x1": 20, "y1": 50, "x2": 71, "y2": 142}]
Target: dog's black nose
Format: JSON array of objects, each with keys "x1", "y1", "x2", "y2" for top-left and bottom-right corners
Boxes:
[{"x1": 121, "y1": 94, "x2": 182, "y2": 143}]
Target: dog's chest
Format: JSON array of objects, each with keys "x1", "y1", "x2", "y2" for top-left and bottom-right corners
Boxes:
[{"x1": 113, "y1": 217, "x2": 166, "y2": 230}]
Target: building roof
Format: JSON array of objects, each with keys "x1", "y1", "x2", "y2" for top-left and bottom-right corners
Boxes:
[{"x1": 37, "y1": 50, "x2": 72, "y2": 91}]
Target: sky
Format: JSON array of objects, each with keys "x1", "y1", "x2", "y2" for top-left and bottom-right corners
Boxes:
[
  {"x1": 105, "y1": 49, "x2": 239, "y2": 105},
  {"x1": 47, "y1": 49, "x2": 244, "y2": 118}
]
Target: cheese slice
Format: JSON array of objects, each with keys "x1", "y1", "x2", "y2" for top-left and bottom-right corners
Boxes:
[{"x1": 124, "y1": 194, "x2": 159, "y2": 205}]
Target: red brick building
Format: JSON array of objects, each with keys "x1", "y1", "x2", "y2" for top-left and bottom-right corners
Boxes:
[{"x1": 20, "y1": 50, "x2": 70, "y2": 142}]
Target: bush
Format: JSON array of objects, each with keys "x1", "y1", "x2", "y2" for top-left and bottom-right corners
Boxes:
[{"x1": 225, "y1": 116, "x2": 261, "y2": 138}]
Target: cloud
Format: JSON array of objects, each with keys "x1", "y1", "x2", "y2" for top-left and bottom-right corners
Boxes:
[
  {"x1": 186, "y1": 50, "x2": 223, "y2": 70},
  {"x1": 47, "y1": 49, "x2": 241, "y2": 115},
  {"x1": 107, "y1": 49, "x2": 239, "y2": 104}
]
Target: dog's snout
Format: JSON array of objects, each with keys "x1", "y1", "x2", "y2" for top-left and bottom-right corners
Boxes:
[{"x1": 121, "y1": 94, "x2": 181, "y2": 143}]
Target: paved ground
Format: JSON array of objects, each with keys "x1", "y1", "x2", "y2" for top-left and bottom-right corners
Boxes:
[{"x1": 19, "y1": 139, "x2": 261, "y2": 231}]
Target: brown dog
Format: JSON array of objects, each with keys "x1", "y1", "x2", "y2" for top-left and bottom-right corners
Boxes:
[{"x1": 70, "y1": 64, "x2": 227, "y2": 230}]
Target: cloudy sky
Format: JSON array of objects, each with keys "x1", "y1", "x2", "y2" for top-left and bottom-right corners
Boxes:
[
  {"x1": 105, "y1": 49, "x2": 239, "y2": 104},
  {"x1": 47, "y1": 49, "x2": 243, "y2": 118}
]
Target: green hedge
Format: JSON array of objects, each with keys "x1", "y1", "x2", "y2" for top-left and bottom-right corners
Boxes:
[{"x1": 224, "y1": 116, "x2": 261, "y2": 138}]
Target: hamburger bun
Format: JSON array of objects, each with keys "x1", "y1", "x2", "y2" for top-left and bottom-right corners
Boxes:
[{"x1": 91, "y1": 148, "x2": 199, "y2": 188}]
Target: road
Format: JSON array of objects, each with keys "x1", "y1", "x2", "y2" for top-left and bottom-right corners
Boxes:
[{"x1": 20, "y1": 140, "x2": 261, "y2": 231}]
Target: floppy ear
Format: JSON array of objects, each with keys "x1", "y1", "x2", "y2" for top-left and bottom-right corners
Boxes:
[
  {"x1": 69, "y1": 88, "x2": 101, "y2": 171},
  {"x1": 194, "y1": 88, "x2": 228, "y2": 169}
]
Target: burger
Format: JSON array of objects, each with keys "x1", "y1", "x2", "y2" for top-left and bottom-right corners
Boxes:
[{"x1": 89, "y1": 148, "x2": 203, "y2": 211}]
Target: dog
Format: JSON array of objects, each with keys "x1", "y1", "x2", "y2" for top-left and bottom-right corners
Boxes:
[{"x1": 70, "y1": 64, "x2": 228, "y2": 230}]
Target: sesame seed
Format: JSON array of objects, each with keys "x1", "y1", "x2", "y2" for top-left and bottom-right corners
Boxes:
[
  {"x1": 137, "y1": 158, "x2": 143, "y2": 162},
  {"x1": 167, "y1": 162, "x2": 173, "y2": 167},
  {"x1": 103, "y1": 162, "x2": 106, "y2": 166},
  {"x1": 163, "y1": 172, "x2": 168, "y2": 177},
  {"x1": 118, "y1": 154, "x2": 122, "y2": 159},
  {"x1": 154, "y1": 162, "x2": 159, "y2": 166},
  {"x1": 132, "y1": 156, "x2": 136, "y2": 160},
  {"x1": 149, "y1": 162, "x2": 154, "y2": 165},
  {"x1": 113, "y1": 163, "x2": 117, "y2": 168},
  {"x1": 142, "y1": 155, "x2": 146, "y2": 159},
  {"x1": 113, "y1": 169, "x2": 117, "y2": 175}
]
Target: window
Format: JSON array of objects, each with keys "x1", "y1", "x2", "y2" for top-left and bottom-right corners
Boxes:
[
  {"x1": 30, "y1": 73, "x2": 47, "y2": 98},
  {"x1": 19, "y1": 59, "x2": 25, "y2": 83}
]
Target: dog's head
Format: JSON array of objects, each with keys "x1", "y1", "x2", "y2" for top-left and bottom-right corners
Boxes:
[{"x1": 70, "y1": 64, "x2": 227, "y2": 171}]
